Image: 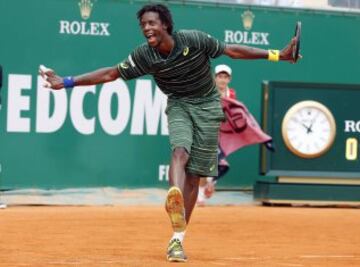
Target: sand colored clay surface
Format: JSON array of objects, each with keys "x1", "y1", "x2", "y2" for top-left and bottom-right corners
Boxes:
[{"x1": 0, "y1": 205, "x2": 359, "y2": 267}]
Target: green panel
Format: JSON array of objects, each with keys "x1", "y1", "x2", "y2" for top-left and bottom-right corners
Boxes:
[
  {"x1": 254, "y1": 181, "x2": 360, "y2": 202},
  {"x1": 261, "y1": 82, "x2": 360, "y2": 178},
  {"x1": 1, "y1": 0, "x2": 360, "y2": 188}
]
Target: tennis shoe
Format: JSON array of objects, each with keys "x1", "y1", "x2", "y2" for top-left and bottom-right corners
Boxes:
[
  {"x1": 167, "y1": 238, "x2": 187, "y2": 262},
  {"x1": 165, "y1": 187, "x2": 186, "y2": 232}
]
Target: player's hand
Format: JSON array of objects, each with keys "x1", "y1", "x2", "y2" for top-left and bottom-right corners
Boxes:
[
  {"x1": 39, "y1": 65, "x2": 64, "y2": 90},
  {"x1": 280, "y1": 37, "x2": 302, "y2": 63}
]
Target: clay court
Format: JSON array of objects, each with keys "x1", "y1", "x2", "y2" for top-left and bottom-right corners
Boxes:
[{"x1": 0, "y1": 205, "x2": 359, "y2": 267}]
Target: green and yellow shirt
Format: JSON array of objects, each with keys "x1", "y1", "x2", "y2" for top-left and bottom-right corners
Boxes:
[{"x1": 118, "y1": 30, "x2": 225, "y2": 101}]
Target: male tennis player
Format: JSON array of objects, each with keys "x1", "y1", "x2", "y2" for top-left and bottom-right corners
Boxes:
[{"x1": 39, "y1": 4, "x2": 299, "y2": 262}]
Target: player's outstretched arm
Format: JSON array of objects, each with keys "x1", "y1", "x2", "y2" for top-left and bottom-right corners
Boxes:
[
  {"x1": 39, "y1": 65, "x2": 120, "y2": 90},
  {"x1": 224, "y1": 37, "x2": 298, "y2": 62}
]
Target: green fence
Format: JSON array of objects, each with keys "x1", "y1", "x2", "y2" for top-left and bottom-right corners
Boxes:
[{"x1": 0, "y1": 0, "x2": 360, "y2": 189}]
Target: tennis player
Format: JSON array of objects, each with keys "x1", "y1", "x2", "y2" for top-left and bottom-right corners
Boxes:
[{"x1": 39, "y1": 4, "x2": 299, "y2": 262}]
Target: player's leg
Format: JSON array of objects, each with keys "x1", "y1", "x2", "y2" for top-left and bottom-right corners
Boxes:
[
  {"x1": 189, "y1": 99, "x2": 223, "y2": 207},
  {"x1": 165, "y1": 148, "x2": 190, "y2": 262},
  {"x1": 165, "y1": 151, "x2": 200, "y2": 262},
  {"x1": 167, "y1": 147, "x2": 189, "y2": 232},
  {"x1": 165, "y1": 101, "x2": 193, "y2": 262},
  {"x1": 165, "y1": 98, "x2": 223, "y2": 262},
  {"x1": 168, "y1": 97, "x2": 222, "y2": 261},
  {"x1": 168, "y1": 148, "x2": 189, "y2": 190},
  {"x1": 183, "y1": 172, "x2": 200, "y2": 222}
]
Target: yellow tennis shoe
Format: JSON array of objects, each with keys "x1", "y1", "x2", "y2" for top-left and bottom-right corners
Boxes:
[
  {"x1": 167, "y1": 238, "x2": 187, "y2": 262},
  {"x1": 165, "y1": 186, "x2": 186, "y2": 232}
]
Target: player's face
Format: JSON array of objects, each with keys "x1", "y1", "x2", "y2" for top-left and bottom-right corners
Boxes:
[
  {"x1": 215, "y1": 72, "x2": 231, "y2": 92},
  {"x1": 140, "y1": 12, "x2": 168, "y2": 48}
]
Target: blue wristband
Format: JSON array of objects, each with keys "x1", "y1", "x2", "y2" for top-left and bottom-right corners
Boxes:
[{"x1": 63, "y1": 76, "x2": 75, "y2": 89}]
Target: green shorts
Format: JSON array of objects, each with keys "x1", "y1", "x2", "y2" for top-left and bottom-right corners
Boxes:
[{"x1": 166, "y1": 97, "x2": 224, "y2": 177}]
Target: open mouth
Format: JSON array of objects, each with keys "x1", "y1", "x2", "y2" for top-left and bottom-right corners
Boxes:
[
  {"x1": 146, "y1": 32, "x2": 157, "y2": 44},
  {"x1": 148, "y1": 36, "x2": 156, "y2": 43}
]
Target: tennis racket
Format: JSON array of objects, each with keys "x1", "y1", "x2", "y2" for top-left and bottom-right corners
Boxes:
[{"x1": 292, "y1": 21, "x2": 301, "y2": 63}]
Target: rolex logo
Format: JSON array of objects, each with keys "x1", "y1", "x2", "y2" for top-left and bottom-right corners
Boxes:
[
  {"x1": 241, "y1": 10, "x2": 255, "y2": 31},
  {"x1": 60, "y1": 0, "x2": 110, "y2": 36},
  {"x1": 79, "y1": 0, "x2": 93, "y2": 20}
]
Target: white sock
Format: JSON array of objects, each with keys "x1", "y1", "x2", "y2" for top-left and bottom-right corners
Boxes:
[{"x1": 171, "y1": 231, "x2": 186, "y2": 243}]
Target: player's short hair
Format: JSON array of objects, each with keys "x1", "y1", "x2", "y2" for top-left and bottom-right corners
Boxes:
[{"x1": 137, "y1": 4, "x2": 174, "y2": 34}]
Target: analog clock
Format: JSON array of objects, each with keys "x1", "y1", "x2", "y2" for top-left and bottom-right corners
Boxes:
[{"x1": 281, "y1": 100, "x2": 336, "y2": 158}]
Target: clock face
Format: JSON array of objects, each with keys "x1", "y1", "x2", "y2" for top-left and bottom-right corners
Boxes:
[{"x1": 282, "y1": 101, "x2": 336, "y2": 158}]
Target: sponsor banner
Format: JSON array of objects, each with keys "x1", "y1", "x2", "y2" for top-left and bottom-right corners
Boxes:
[
  {"x1": 1, "y1": 0, "x2": 360, "y2": 188},
  {"x1": 6, "y1": 75, "x2": 168, "y2": 135}
]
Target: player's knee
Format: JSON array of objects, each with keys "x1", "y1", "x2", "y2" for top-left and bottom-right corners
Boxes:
[{"x1": 172, "y1": 147, "x2": 189, "y2": 165}]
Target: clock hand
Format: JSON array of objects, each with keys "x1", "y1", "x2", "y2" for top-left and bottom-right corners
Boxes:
[
  {"x1": 306, "y1": 123, "x2": 313, "y2": 134},
  {"x1": 300, "y1": 122, "x2": 312, "y2": 133},
  {"x1": 307, "y1": 112, "x2": 320, "y2": 133},
  {"x1": 307, "y1": 118, "x2": 317, "y2": 133}
]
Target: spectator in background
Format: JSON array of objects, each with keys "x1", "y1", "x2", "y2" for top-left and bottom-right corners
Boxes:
[
  {"x1": 214, "y1": 64, "x2": 236, "y2": 99},
  {"x1": 197, "y1": 64, "x2": 272, "y2": 206}
]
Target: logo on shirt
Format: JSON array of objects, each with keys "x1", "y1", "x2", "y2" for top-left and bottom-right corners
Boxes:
[
  {"x1": 120, "y1": 62, "x2": 129, "y2": 69},
  {"x1": 183, "y1": 47, "x2": 189, "y2": 56}
]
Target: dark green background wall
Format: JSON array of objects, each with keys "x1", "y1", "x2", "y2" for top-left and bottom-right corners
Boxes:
[
  {"x1": 261, "y1": 82, "x2": 360, "y2": 178},
  {"x1": 0, "y1": 0, "x2": 359, "y2": 189}
]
